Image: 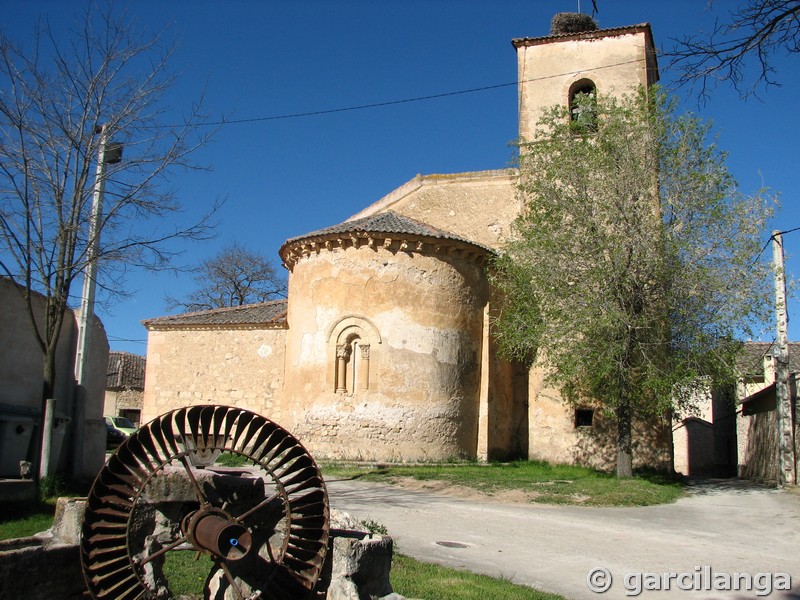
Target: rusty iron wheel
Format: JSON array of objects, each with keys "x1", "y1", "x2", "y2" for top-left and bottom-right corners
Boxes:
[{"x1": 81, "y1": 406, "x2": 329, "y2": 600}]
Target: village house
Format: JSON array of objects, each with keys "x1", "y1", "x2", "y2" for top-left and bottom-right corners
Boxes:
[
  {"x1": 669, "y1": 341, "x2": 800, "y2": 481},
  {"x1": 736, "y1": 343, "x2": 800, "y2": 482},
  {"x1": 0, "y1": 277, "x2": 107, "y2": 481},
  {"x1": 142, "y1": 15, "x2": 672, "y2": 469},
  {"x1": 104, "y1": 351, "x2": 146, "y2": 427}
]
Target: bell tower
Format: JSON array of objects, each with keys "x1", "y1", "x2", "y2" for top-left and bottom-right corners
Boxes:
[{"x1": 513, "y1": 13, "x2": 659, "y2": 141}]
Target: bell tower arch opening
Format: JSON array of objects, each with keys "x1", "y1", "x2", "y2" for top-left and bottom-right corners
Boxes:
[{"x1": 514, "y1": 19, "x2": 659, "y2": 141}]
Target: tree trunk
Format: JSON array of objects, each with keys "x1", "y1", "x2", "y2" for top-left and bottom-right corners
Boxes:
[
  {"x1": 616, "y1": 400, "x2": 633, "y2": 478},
  {"x1": 38, "y1": 342, "x2": 61, "y2": 478},
  {"x1": 42, "y1": 347, "x2": 57, "y2": 403}
]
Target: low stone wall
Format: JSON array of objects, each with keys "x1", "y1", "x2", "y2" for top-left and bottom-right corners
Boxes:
[
  {"x1": 0, "y1": 498, "x2": 405, "y2": 600},
  {"x1": 0, "y1": 497, "x2": 88, "y2": 598}
]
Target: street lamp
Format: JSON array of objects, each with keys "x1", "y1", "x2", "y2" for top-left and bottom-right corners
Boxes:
[{"x1": 65, "y1": 124, "x2": 122, "y2": 480}]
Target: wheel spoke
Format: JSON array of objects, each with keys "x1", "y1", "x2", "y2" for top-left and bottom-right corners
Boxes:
[
  {"x1": 178, "y1": 453, "x2": 210, "y2": 507},
  {"x1": 219, "y1": 560, "x2": 246, "y2": 600},
  {"x1": 236, "y1": 491, "x2": 283, "y2": 523},
  {"x1": 136, "y1": 535, "x2": 188, "y2": 566}
]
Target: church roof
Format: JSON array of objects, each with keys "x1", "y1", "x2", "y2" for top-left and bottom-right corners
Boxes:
[
  {"x1": 281, "y1": 210, "x2": 492, "y2": 252},
  {"x1": 279, "y1": 210, "x2": 493, "y2": 270},
  {"x1": 512, "y1": 22, "x2": 653, "y2": 48},
  {"x1": 143, "y1": 299, "x2": 288, "y2": 329}
]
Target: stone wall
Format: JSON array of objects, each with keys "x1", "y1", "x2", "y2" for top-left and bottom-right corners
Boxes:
[
  {"x1": 284, "y1": 243, "x2": 489, "y2": 461},
  {"x1": 0, "y1": 278, "x2": 108, "y2": 480},
  {"x1": 527, "y1": 365, "x2": 672, "y2": 471},
  {"x1": 347, "y1": 170, "x2": 518, "y2": 251},
  {"x1": 515, "y1": 25, "x2": 658, "y2": 142},
  {"x1": 142, "y1": 327, "x2": 287, "y2": 425},
  {"x1": 104, "y1": 388, "x2": 143, "y2": 420}
]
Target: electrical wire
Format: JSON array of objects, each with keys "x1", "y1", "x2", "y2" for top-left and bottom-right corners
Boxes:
[{"x1": 154, "y1": 57, "x2": 648, "y2": 129}]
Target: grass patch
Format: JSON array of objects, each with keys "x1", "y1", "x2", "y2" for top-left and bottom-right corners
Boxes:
[
  {"x1": 321, "y1": 460, "x2": 684, "y2": 506},
  {"x1": 0, "y1": 476, "x2": 92, "y2": 541},
  {"x1": 158, "y1": 552, "x2": 564, "y2": 599},
  {"x1": 0, "y1": 502, "x2": 55, "y2": 540},
  {"x1": 392, "y1": 553, "x2": 562, "y2": 599},
  {"x1": 162, "y1": 551, "x2": 214, "y2": 597},
  {"x1": 214, "y1": 451, "x2": 249, "y2": 467}
]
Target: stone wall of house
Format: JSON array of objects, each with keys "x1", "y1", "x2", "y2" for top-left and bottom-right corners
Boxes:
[
  {"x1": 141, "y1": 327, "x2": 287, "y2": 425},
  {"x1": 284, "y1": 243, "x2": 489, "y2": 461},
  {"x1": 104, "y1": 389, "x2": 143, "y2": 416},
  {"x1": 0, "y1": 278, "x2": 108, "y2": 480},
  {"x1": 0, "y1": 278, "x2": 79, "y2": 417}
]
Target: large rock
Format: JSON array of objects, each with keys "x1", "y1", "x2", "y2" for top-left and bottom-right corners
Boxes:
[{"x1": 315, "y1": 509, "x2": 402, "y2": 600}]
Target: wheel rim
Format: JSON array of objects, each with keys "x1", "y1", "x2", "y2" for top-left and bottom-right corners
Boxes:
[{"x1": 81, "y1": 406, "x2": 329, "y2": 600}]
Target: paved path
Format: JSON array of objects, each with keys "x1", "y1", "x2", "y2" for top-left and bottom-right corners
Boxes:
[{"x1": 327, "y1": 478, "x2": 800, "y2": 599}]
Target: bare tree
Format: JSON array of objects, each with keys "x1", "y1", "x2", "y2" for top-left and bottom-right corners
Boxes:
[
  {"x1": 0, "y1": 7, "x2": 219, "y2": 404},
  {"x1": 669, "y1": 0, "x2": 800, "y2": 99},
  {"x1": 167, "y1": 242, "x2": 287, "y2": 312}
]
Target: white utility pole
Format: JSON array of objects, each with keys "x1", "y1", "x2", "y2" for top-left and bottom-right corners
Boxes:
[
  {"x1": 772, "y1": 231, "x2": 796, "y2": 486},
  {"x1": 71, "y1": 124, "x2": 122, "y2": 479}
]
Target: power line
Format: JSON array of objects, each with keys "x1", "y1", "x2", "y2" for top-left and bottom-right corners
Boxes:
[
  {"x1": 107, "y1": 336, "x2": 147, "y2": 344},
  {"x1": 155, "y1": 57, "x2": 648, "y2": 129},
  {"x1": 212, "y1": 81, "x2": 519, "y2": 126},
  {"x1": 774, "y1": 226, "x2": 800, "y2": 238}
]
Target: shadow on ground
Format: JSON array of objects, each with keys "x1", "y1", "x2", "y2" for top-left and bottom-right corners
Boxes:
[{"x1": 684, "y1": 476, "x2": 778, "y2": 496}]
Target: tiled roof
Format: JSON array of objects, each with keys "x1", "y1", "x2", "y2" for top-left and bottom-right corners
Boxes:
[
  {"x1": 512, "y1": 23, "x2": 652, "y2": 48},
  {"x1": 107, "y1": 352, "x2": 145, "y2": 390},
  {"x1": 143, "y1": 299, "x2": 288, "y2": 329},
  {"x1": 737, "y1": 341, "x2": 800, "y2": 379},
  {"x1": 281, "y1": 211, "x2": 491, "y2": 252}
]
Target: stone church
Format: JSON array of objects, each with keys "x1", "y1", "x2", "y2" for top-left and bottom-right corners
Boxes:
[{"x1": 142, "y1": 16, "x2": 672, "y2": 470}]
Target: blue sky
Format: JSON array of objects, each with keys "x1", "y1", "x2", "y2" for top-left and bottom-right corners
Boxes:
[{"x1": 7, "y1": 1, "x2": 799, "y2": 355}]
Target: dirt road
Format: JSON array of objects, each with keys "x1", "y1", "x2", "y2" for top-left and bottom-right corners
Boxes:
[{"x1": 327, "y1": 478, "x2": 800, "y2": 599}]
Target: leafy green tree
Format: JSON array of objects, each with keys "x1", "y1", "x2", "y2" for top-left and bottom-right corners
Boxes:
[
  {"x1": 492, "y1": 89, "x2": 776, "y2": 477},
  {"x1": 166, "y1": 242, "x2": 286, "y2": 312}
]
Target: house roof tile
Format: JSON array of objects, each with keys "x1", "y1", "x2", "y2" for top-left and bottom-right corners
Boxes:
[
  {"x1": 107, "y1": 352, "x2": 146, "y2": 390},
  {"x1": 737, "y1": 341, "x2": 800, "y2": 379},
  {"x1": 143, "y1": 299, "x2": 288, "y2": 329}
]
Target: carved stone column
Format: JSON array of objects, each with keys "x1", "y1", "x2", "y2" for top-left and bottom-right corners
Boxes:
[
  {"x1": 358, "y1": 345, "x2": 370, "y2": 391},
  {"x1": 336, "y1": 344, "x2": 351, "y2": 393}
]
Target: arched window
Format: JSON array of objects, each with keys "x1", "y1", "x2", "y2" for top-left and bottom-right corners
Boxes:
[
  {"x1": 336, "y1": 334, "x2": 370, "y2": 393},
  {"x1": 329, "y1": 316, "x2": 380, "y2": 394},
  {"x1": 568, "y1": 79, "x2": 597, "y2": 133}
]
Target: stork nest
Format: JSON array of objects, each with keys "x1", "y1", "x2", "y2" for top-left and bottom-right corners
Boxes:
[{"x1": 550, "y1": 13, "x2": 599, "y2": 35}]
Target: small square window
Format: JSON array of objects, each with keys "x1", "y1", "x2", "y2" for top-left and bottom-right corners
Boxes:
[{"x1": 575, "y1": 408, "x2": 594, "y2": 428}]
